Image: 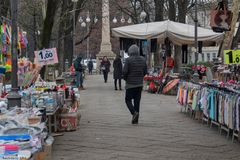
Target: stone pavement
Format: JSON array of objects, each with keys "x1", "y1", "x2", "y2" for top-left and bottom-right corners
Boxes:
[{"x1": 53, "y1": 74, "x2": 240, "y2": 160}]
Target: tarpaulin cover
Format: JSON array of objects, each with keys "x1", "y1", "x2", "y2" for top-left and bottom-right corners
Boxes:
[{"x1": 112, "y1": 20, "x2": 224, "y2": 46}]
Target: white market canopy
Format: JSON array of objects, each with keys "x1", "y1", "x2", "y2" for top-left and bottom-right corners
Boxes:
[{"x1": 112, "y1": 20, "x2": 224, "y2": 46}]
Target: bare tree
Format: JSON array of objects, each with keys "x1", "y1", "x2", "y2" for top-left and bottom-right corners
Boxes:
[
  {"x1": 221, "y1": 0, "x2": 240, "y2": 57},
  {"x1": 0, "y1": 0, "x2": 10, "y2": 17},
  {"x1": 168, "y1": 0, "x2": 176, "y2": 21},
  {"x1": 231, "y1": 12, "x2": 240, "y2": 49},
  {"x1": 112, "y1": 0, "x2": 155, "y2": 23},
  {"x1": 154, "y1": 0, "x2": 164, "y2": 21}
]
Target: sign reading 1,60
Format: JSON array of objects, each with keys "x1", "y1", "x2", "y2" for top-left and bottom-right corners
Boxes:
[{"x1": 224, "y1": 50, "x2": 240, "y2": 64}]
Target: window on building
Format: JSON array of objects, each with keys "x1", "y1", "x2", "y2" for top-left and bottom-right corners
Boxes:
[
  {"x1": 207, "y1": 53, "x2": 210, "y2": 61},
  {"x1": 213, "y1": 53, "x2": 217, "y2": 58}
]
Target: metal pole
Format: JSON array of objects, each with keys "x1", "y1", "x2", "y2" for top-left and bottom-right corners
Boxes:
[
  {"x1": 87, "y1": 23, "x2": 89, "y2": 59},
  {"x1": 73, "y1": 2, "x2": 76, "y2": 57},
  {"x1": 194, "y1": 0, "x2": 198, "y2": 65},
  {"x1": 193, "y1": 0, "x2": 199, "y2": 82},
  {"x1": 8, "y1": 0, "x2": 21, "y2": 108},
  {"x1": 33, "y1": 9, "x2": 37, "y2": 50}
]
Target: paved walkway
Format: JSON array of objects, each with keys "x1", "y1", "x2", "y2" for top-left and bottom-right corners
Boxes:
[{"x1": 53, "y1": 75, "x2": 240, "y2": 160}]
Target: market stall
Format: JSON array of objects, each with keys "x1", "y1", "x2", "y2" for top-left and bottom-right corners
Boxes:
[
  {"x1": 112, "y1": 20, "x2": 224, "y2": 96},
  {"x1": 177, "y1": 80, "x2": 240, "y2": 142},
  {"x1": 175, "y1": 47, "x2": 240, "y2": 142},
  {"x1": 112, "y1": 20, "x2": 224, "y2": 45},
  {"x1": 0, "y1": 32, "x2": 81, "y2": 159},
  {"x1": 0, "y1": 76, "x2": 81, "y2": 159}
]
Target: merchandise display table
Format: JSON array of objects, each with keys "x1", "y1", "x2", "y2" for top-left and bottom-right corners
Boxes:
[{"x1": 47, "y1": 106, "x2": 60, "y2": 134}]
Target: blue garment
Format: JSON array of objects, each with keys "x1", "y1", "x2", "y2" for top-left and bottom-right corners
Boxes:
[
  {"x1": 209, "y1": 90, "x2": 215, "y2": 120},
  {"x1": 76, "y1": 71, "x2": 83, "y2": 87}
]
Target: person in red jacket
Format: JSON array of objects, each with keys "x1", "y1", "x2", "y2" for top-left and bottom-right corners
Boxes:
[{"x1": 165, "y1": 56, "x2": 174, "y2": 73}]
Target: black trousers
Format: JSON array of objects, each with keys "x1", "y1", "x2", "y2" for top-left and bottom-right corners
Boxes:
[
  {"x1": 125, "y1": 87, "x2": 143, "y2": 115},
  {"x1": 114, "y1": 79, "x2": 122, "y2": 89},
  {"x1": 103, "y1": 71, "x2": 108, "y2": 82},
  {"x1": 88, "y1": 68, "x2": 93, "y2": 75}
]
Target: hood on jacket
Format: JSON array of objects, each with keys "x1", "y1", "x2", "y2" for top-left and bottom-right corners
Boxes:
[
  {"x1": 76, "y1": 56, "x2": 82, "y2": 63},
  {"x1": 128, "y1": 44, "x2": 140, "y2": 56}
]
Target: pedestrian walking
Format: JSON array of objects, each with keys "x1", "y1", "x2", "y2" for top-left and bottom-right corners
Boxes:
[
  {"x1": 123, "y1": 45, "x2": 147, "y2": 124},
  {"x1": 87, "y1": 59, "x2": 93, "y2": 75},
  {"x1": 74, "y1": 56, "x2": 85, "y2": 90},
  {"x1": 113, "y1": 55, "x2": 122, "y2": 90},
  {"x1": 100, "y1": 56, "x2": 111, "y2": 83}
]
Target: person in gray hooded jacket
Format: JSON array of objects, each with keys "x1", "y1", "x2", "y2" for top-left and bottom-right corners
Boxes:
[{"x1": 123, "y1": 44, "x2": 148, "y2": 124}]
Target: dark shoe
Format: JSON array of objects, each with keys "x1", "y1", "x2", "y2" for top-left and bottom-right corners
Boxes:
[
  {"x1": 119, "y1": 88, "x2": 122, "y2": 90},
  {"x1": 79, "y1": 86, "x2": 86, "y2": 90},
  {"x1": 115, "y1": 88, "x2": 118, "y2": 90},
  {"x1": 132, "y1": 112, "x2": 139, "y2": 124}
]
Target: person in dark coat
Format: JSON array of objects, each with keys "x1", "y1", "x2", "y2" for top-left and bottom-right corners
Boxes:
[
  {"x1": 100, "y1": 56, "x2": 111, "y2": 83},
  {"x1": 87, "y1": 59, "x2": 93, "y2": 75},
  {"x1": 74, "y1": 56, "x2": 85, "y2": 90},
  {"x1": 123, "y1": 44, "x2": 147, "y2": 124},
  {"x1": 113, "y1": 55, "x2": 123, "y2": 90}
]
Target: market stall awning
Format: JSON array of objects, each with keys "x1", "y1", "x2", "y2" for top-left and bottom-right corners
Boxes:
[{"x1": 112, "y1": 20, "x2": 224, "y2": 46}]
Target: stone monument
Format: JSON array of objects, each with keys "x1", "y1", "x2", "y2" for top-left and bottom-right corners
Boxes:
[{"x1": 96, "y1": 0, "x2": 115, "y2": 73}]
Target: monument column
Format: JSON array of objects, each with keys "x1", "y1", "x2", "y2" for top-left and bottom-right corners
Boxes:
[{"x1": 96, "y1": 0, "x2": 115, "y2": 73}]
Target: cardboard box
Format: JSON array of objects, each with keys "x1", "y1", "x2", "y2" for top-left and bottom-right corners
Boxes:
[
  {"x1": 59, "y1": 113, "x2": 78, "y2": 131},
  {"x1": 28, "y1": 117, "x2": 41, "y2": 125},
  {"x1": 59, "y1": 112, "x2": 81, "y2": 131},
  {"x1": 33, "y1": 144, "x2": 52, "y2": 160}
]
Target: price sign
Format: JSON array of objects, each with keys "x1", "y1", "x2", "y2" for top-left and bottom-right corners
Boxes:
[
  {"x1": 224, "y1": 50, "x2": 240, "y2": 64},
  {"x1": 38, "y1": 50, "x2": 53, "y2": 61},
  {"x1": 35, "y1": 48, "x2": 58, "y2": 66}
]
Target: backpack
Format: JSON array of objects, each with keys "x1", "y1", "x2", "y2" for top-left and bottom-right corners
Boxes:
[{"x1": 74, "y1": 61, "x2": 82, "y2": 72}]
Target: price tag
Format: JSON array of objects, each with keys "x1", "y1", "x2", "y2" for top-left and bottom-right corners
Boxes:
[
  {"x1": 38, "y1": 50, "x2": 54, "y2": 61},
  {"x1": 35, "y1": 48, "x2": 58, "y2": 66},
  {"x1": 224, "y1": 50, "x2": 240, "y2": 64}
]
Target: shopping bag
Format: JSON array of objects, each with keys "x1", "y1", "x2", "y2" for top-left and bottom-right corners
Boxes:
[{"x1": 210, "y1": 2, "x2": 232, "y2": 33}]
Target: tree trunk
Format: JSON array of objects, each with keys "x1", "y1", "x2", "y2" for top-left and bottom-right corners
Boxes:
[
  {"x1": 174, "y1": 0, "x2": 189, "y2": 72},
  {"x1": 154, "y1": 0, "x2": 164, "y2": 68},
  {"x1": 64, "y1": 32, "x2": 74, "y2": 68},
  {"x1": 41, "y1": 0, "x2": 59, "y2": 49},
  {"x1": 0, "y1": 0, "x2": 10, "y2": 17},
  {"x1": 60, "y1": 0, "x2": 86, "y2": 69},
  {"x1": 231, "y1": 12, "x2": 240, "y2": 49},
  {"x1": 177, "y1": 0, "x2": 188, "y2": 23},
  {"x1": 154, "y1": 0, "x2": 164, "y2": 21},
  {"x1": 40, "y1": 0, "x2": 59, "y2": 79},
  {"x1": 168, "y1": 0, "x2": 176, "y2": 21},
  {"x1": 221, "y1": 0, "x2": 240, "y2": 57},
  {"x1": 57, "y1": 0, "x2": 65, "y2": 74}
]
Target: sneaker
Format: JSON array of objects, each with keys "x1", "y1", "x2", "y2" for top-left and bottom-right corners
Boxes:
[{"x1": 132, "y1": 112, "x2": 139, "y2": 124}]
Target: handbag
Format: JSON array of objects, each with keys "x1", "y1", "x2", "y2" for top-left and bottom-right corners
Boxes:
[
  {"x1": 210, "y1": 1, "x2": 233, "y2": 33},
  {"x1": 101, "y1": 66, "x2": 106, "y2": 70}
]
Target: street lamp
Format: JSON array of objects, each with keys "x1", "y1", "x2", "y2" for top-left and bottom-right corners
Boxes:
[
  {"x1": 140, "y1": 10, "x2": 147, "y2": 23},
  {"x1": 113, "y1": 17, "x2": 118, "y2": 24},
  {"x1": 81, "y1": 21, "x2": 86, "y2": 28},
  {"x1": 79, "y1": 11, "x2": 92, "y2": 59},
  {"x1": 127, "y1": 17, "x2": 132, "y2": 24},
  {"x1": 86, "y1": 11, "x2": 91, "y2": 59},
  {"x1": 72, "y1": 0, "x2": 78, "y2": 58},
  {"x1": 8, "y1": 0, "x2": 21, "y2": 108},
  {"x1": 94, "y1": 16, "x2": 98, "y2": 24},
  {"x1": 193, "y1": 0, "x2": 199, "y2": 82}
]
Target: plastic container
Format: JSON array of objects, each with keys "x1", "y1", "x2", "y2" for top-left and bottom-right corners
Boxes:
[{"x1": 0, "y1": 144, "x2": 19, "y2": 156}]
